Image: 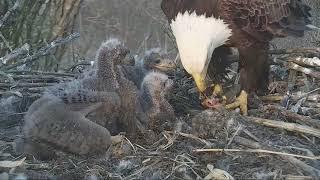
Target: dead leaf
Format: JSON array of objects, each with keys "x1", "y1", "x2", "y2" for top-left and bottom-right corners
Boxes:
[{"x1": 204, "y1": 164, "x2": 234, "y2": 180}]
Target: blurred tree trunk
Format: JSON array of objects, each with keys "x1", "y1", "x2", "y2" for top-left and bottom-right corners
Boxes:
[{"x1": 0, "y1": 0, "x2": 82, "y2": 71}]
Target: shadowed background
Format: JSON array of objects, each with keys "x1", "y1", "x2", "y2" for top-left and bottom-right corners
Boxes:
[
  {"x1": 1, "y1": 0, "x2": 319, "y2": 70},
  {"x1": 66, "y1": 0, "x2": 320, "y2": 64}
]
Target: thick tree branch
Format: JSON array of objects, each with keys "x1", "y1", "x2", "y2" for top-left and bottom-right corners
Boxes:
[
  {"x1": 0, "y1": 33, "x2": 80, "y2": 71},
  {"x1": 0, "y1": 0, "x2": 22, "y2": 29}
]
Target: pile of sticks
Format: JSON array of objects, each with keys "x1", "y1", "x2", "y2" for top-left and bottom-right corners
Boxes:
[{"x1": 0, "y1": 33, "x2": 80, "y2": 96}]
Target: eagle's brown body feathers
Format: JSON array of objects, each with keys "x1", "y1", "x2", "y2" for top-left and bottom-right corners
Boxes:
[{"x1": 161, "y1": 0, "x2": 313, "y2": 94}]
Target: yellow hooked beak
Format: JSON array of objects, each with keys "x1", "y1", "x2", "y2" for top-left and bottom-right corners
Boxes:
[{"x1": 192, "y1": 73, "x2": 207, "y2": 93}]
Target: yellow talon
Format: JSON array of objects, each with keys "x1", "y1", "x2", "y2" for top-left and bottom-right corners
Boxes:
[
  {"x1": 225, "y1": 90, "x2": 248, "y2": 115},
  {"x1": 193, "y1": 73, "x2": 207, "y2": 93},
  {"x1": 211, "y1": 84, "x2": 227, "y2": 104},
  {"x1": 211, "y1": 84, "x2": 223, "y2": 96}
]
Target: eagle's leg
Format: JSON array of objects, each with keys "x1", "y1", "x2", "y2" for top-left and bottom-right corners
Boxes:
[
  {"x1": 225, "y1": 90, "x2": 248, "y2": 115},
  {"x1": 201, "y1": 46, "x2": 232, "y2": 106},
  {"x1": 225, "y1": 45, "x2": 269, "y2": 115},
  {"x1": 238, "y1": 46, "x2": 269, "y2": 96}
]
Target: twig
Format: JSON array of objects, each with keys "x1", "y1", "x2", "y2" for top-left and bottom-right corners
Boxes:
[
  {"x1": 233, "y1": 136, "x2": 262, "y2": 149},
  {"x1": 295, "y1": 88, "x2": 320, "y2": 101},
  {"x1": 265, "y1": 105, "x2": 320, "y2": 129},
  {"x1": 0, "y1": 82, "x2": 56, "y2": 88},
  {"x1": 0, "y1": 70, "x2": 15, "y2": 83},
  {"x1": 0, "y1": 33, "x2": 80, "y2": 71},
  {"x1": 285, "y1": 156, "x2": 320, "y2": 177},
  {"x1": 67, "y1": 62, "x2": 91, "y2": 72},
  {"x1": 160, "y1": 131, "x2": 178, "y2": 150},
  {"x1": 0, "y1": 0, "x2": 22, "y2": 29},
  {"x1": 0, "y1": 32, "x2": 12, "y2": 52},
  {"x1": 123, "y1": 160, "x2": 160, "y2": 180},
  {"x1": 175, "y1": 132, "x2": 212, "y2": 147},
  {"x1": 304, "y1": 102, "x2": 320, "y2": 108},
  {"x1": 24, "y1": 87, "x2": 47, "y2": 93},
  {"x1": 291, "y1": 57, "x2": 320, "y2": 67},
  {"x1": 227, "y1": 125, "x2": 242, "y2": 147},
  {"x1": 233, "y1": 136, "x2": 320, "y2": 176},
  {"x1": 242, "y1": 129, "x2": 260, "y2": 142},
  {"x1": 260, "y1": 95, "x2": 283, "y2": 102},
  {"x1": 0, "y1": 43, "x2": 30, "y2": 65},
  {"x1": 281, "y1": 175, "x2": 312, "y2": 180},
  {"x1": 287, "y1": 62, "x2": 320, "y2": 79},
  {"x1": 193, "y1": 148, "x2": 320, "y2": 160},
  {"x1": 261, "y1": 88, "x2": 320, "y2": 103},
  {"x1": 7, "y1": 74, "x2": 59, "y2": 80},
  {"x1": 245, "y1": 116, "x2": 320, "y2": 138},
  {"x1": 4, "y1": 70, "x2": 75, "y2": 77},
  {"x1": 269, "y1": 48, "x2": 320, "y2": 56}
]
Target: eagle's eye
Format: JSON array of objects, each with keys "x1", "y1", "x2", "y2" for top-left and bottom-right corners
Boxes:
[{"x1": 154, "y1": 59, "x2": 161, "y2": 64}]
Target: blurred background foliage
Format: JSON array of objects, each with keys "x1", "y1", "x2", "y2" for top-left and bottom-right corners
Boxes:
[{"x1": 0, "y1": 0, "x2": 319, "y2": 71}]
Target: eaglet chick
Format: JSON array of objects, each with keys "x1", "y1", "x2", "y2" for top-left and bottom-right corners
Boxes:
[
  {"x1": 22, "y1": 39, "x2": 175, "y2": 158},
  {"x1": 121, "y1": 48, "x2": 176, "y2": 89},
  {"x1": 139, "y1": 71, "x2": 175, "y2": 131},
  {"x1": 22, "y1": 94, "x2": 112, "y2": 159}
]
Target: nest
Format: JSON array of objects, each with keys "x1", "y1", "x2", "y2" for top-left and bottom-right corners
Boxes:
[{"x1": 1, "y1": 36, "x2": 320, "y2": 179}]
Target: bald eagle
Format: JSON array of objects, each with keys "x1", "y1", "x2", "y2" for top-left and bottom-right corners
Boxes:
[{"x1": 161, "y1": 0, "x2": 317, "y2": 114}]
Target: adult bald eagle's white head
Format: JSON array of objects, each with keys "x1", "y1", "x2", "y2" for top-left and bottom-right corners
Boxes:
[{"x1": 170, "y1": 11, "x2": 232, "y2": 92}]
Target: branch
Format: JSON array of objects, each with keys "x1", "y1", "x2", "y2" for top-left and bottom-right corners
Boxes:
[
  {"x1": 0, "y1": 32, "x2": 12, "y2": 52},
  {"x1": 0, "y1": 32, "x2": 80, "y2": 71},
  {"x1": 4, "y1": 70, "x2": 75, "y2": 77},
  {"x1": 194, "y1": 148, "x2": 320, "y2": 160},
  {"x1": 232, "y1": 137, "x2": 320, "y2": 176},
  {"x1": 265, "y1": 105, "x2": 320, "y2": 129},
  {"x1": 0, "y1": 82, "x2": 56, "y2": 88},
  {"x1": 245, "y1": 116, "x2": 320, "y2": 138},
  {"x1": 261, "y1": 88, "x2": 320, "y2": 103},
  {"x1": 287, "y1": 62, "x2": 320, "y2": 79},
  {"x1": 0, "y1": 0, "x2": 23, "y2": 29},
  {"x1": 269, "y1": 48, "x2": 320, "y2": 57},
  {"x1": 0, "y1": 43, "x2": 30, "y2": 65},
  {"x1": 290, "y1": 56, "x2": 320, "y2": 68}
]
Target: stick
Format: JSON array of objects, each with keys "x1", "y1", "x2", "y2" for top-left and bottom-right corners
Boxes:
[
  {"x1": 0, "y1": 43, "x2": 30, "y2": 65},
  {"x1": 261, "y1": 88, "x2": 320, "y2": 103},
  {"x1": 266, "y1": 105, "x2": 320, "y2": 129},
  {"x1": 269, "y1": 48, "x2": 320, "y2": 56},
  {"x1": 288, "y1": 62, "x2": 320, "y2": 79},
  {"x1": 304, "y1": 102, "x2": 320, "y2": 108},
  {"x1": 0, "y1": 32, "x2": 12, "y2": 52},
  {"x1": 245, "y1": 116, "x2": 320, "y2": 138},
  {"x1": 176, "y1": 132, "x2": 212, "y2": 147},
  {"x1": 8, "y1": 74, "x2": 68, "y2": 81},
  {"x1": 4, "y1": 70, "x2": 75, "y2": 77},
  {"x1": 193, "y1": 148, "x2": 320, "y2": 160},
  {"x1": 233, "y1": 137, "x2": 320, "y2": 176},
  {"x1": 0, "y1": 33, "x2": 80, "y2": 71},
  {"x1": 0, "y1": 0, "x2": 22, "y2": 29},
  {"x1": 260, "y1": 95, "x2": 283, "y2": 102},
  {"x1": 291, "y1": 57, "x2": 320, "y2": 67},
  {"x1": 0, "y1": 83, "x2": 56, "y2": 88}
]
